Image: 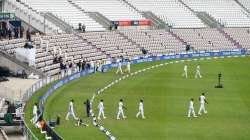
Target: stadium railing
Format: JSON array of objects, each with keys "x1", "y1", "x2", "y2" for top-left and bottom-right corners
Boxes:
[{"x1": 22, "y1": 74, "x2": 65, "y2": 140}]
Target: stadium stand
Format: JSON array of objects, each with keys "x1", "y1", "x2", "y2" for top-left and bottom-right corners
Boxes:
[
  {"x1": 1, "y1": 28, "x2": 249, "y2": 76},
  {"x1": 120, "y1": 29, "x2": 186, "y2": 55},
  {"x1": 238, "y1": 0, "x2": 250, "y2": 12},
  {"x1": 2, "y1": 0, "x2": 250, "y2": 140},
  {"x1": 124, "y1": 0, "x2": 206, "y2": 28},
  {"x1": 72, "y1": 0, "x2": 145, "y2": 21},
  {"x1": 33, "y1": 34, "x2": 107, "y2": 75},
  {"x1": 0, "y1": 39, "x2": 26, "y2": 54},
  {"x1": 182, "y1": 0, "x2": 250, "y2": 27},
  {"x1": 5, "y1": 0, "x2": 61, "y2": 34},
  {"x1": 19, "y1": 0, "x2": 105, "y2": 31},
  {"x1": 80, "y1": 31, "x2": 142, "y2": 58},
  {"x1": 172, "y1": 28, "x2": 238, "y2": 52},
  {"x1": 224, "y1": 28, "x2": 250, "y2": 49}
]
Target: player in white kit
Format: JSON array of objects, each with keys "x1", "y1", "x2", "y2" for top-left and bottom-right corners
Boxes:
[
  {"x1": 182, "y1": 65, "x2": 188, "y2": 78},
  {"x1": 66, "y1": 99, "x2": 78, "y2": 120},
  {"x1": 198, "y1": 93, "x2": 208, "y2": 115},
  {"x1": 136, "y1": 99, "x2": 145, "y2": 119},
  {"x1": 98, "y1": 99, "x2": 106, "y2": 120},
  {"x1": 117, "y1": 99, "x2": 126, "y2": 119},
  {"x1": 195, "y1": 65, "x2": 202, "y2": 79},
  {"x1": 116, "y1": 60, "x2": 123, "y2": 74},
  {"x1": 187, "y1": 98, "x2": 197, "y2": 118},
  {"x1": 126, "y1": 59, "x2": 131, "y2": 73},
  {"x1": 31, "y1": 103, "x2": 38, "y2": 124}
]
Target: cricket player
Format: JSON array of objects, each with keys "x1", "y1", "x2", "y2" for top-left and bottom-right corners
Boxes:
[
  {"x1": 195, "y1": 65, "x2": 202, "y2": 78},
  {"x1": 117, "y1": 99, "x2": 126, "y2": 119},
  {"x1": 126, "y1": 59, "x2": 131, "y2": 73},
  {"x1": 182, "y1": 65, "x2": 188, "y2": 78},
  {"x1": 136, "y1": 99, "x2": 145, "y2": 119},
  {"x1": 187, "y1": 98, "x2": 197, "y2": 118},
  {"x1": 198, "y1": 93, "x2": 208, "y2": 115},
  {"x1": 75, "y1": 118, "x2": 88, "y2": 127},
  {"x1": 98, "y1": 100, "x2": 106, "y2": 120},
  {"x1": 66, "y1": 99, "x2": 78, "y2": 120},
  {"x1": 31, "y1": 103, "x2": 38, "y2": 124},
  {"x1": 116, "y1": 60, "x2": 123, "y2": 74}
]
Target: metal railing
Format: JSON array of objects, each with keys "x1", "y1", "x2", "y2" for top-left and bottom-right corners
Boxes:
[{"x1": 21, "y1": 74, "x2": 66, "y2": 140}]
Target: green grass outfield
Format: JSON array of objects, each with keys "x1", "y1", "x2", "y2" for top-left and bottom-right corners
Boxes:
[{"x1": 26, "y1": 57, "x2": 250, "y2": 140}]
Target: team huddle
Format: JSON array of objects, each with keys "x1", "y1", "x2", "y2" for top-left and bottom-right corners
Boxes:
[{"x1": 65, "y1": 98, "x2": 145, "y2": 125}]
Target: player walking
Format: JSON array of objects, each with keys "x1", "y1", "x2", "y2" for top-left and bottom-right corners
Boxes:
[
  {"x1": 66, "y1": 99, "x2": 78, "y2": 120},
  {"x1": 125, "y1": 59, "x2": 131, "y2": 73},
  {"x1": 136, "y1": 99, "x2": 145, "y2": 119},
  {"x1": 182, "y1": 65, "x2": 188, "y2": 78},
  {"x1": 198, "y1": 93, "x2": 208, "y2": 115},
  {"x1": 116, "y1": 60, "x2": 123, "y2": 74},
  {"x1": 31, "y1": 103, "x2": 38, "y2": 124},
  {"x1": 195, "y1": 65, "x2": 202, "y2": 78},
  {"x1": 98, "y1": 100, "x2": 106, "y2": 120},
  {"x1": 117, "y1": 99, "x2": 127, "y2": 119},
  {"x1": 187, "y1": 98, "x2": 197, "y2": 118}
]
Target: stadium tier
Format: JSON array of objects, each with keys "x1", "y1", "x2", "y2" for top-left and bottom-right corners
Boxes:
[
  {"x1": 120, "y1": 29, "x2": 186, "y2": 55},
  {"x1": 124, "y1": 0, "x2": 206, "y2": 28},
  {"x1": 171, "y1": 28, "x2": 238, "y2": 51},
  {"x1": 223, "y1": 28, "x2": 250, "y2": 49},
  {"x1": 1, "y1": 0, "x2": 250, "y2": 139},
  {"x1": 238, "y1": 0, "x2": 250, "y2": 11},
  {"x1": 5, "y1": 0, "x2": 61, "y2": 33},
  {"x1": 72, "y1": 0, "x2": 145, "y2": 21},
  {"x1": 18, "y1": 0, "x2": 106, "y2": 31},
  {"x1": 182, "y1": 0, "x2": 250, "y2": 27},
  {"x1": 1, "y1": 28, "x2": 250, "y2": 76},
  {"x1": 80, "y1": 31, "x2": 142, "y2": 58}
]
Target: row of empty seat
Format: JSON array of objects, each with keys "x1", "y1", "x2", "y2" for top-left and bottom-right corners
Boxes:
[
  {"x1": 224, "y1": 28, "x2": 250, "y2": 49},
  {"x1": 1, "y1": 28, "x2": 249, "y2": 76},
  {"x1": 172, "y1": 28, "x2": 238, "y2": 51},
  {"x1": 125, "y1": 0, "x2": 206, "y2": 28},
  {"x1": 5, "y1": 0, "x2": 61, "y2": 33},
  {"x1": 183, "y1": 0, "x2": 250, "y2": 27},
  {"x1": 19, "y1": 0, "x2": 105, "y2": 31},
  {"x1": 121, "y1": 29, "x2": 186, "y2": 55},
  {"x1": 73, "y1": 0, "x2": 145, "y2": 21},
  {"x1": 6, "y1": 0, "x2": 250, "y2": 31},
  {"x1": 80, "y1": 31, "x2": 142, "y2": 58}
]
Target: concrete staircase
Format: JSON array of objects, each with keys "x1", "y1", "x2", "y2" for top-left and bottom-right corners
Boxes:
[
  {"x1": 67, "y1": 0, "x2": 107, "y2": 30},
  {"x1": 217, "y1": 28, "x2": 242, "y2": 49},
  {"x1": 86, "y1": 12, "x2": 112, "y2": 30},
  {"x1": 234, "y1": 0, "x2": 250, "y2": 14},
  {"x1": 196, "y1": 12, "x2": 222, "y2": 28},
  {"x1": 141, "y1": 11, "x2": 168, "y2": 29},
  {"x1": 41, "y1": 12, "x2": 74, "y2": 33},
  {"x1": 4, "y1": 0, "x2": 58, "y2": 34}
]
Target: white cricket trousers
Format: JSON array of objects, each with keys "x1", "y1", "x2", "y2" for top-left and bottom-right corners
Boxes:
[
  {"x1": 188, "y1": 108, "x2": 197, "y2": 117},
  {"x1": 127, "y1": 66, "x2": 130, "y2": 73},
  {"x1": 66, "y1": 111, "x2": 77, "y2": 120},
  {"x1": 183, "y1": 70, "x2": 188, "y2": 78},
  {"x1": 136, "y1": 109, "x2": 145, "y2": 118},
  {"x1": 198, "y1": 103, "x2": 207, "y2": 114},
  {"x1": 117, "y1": 109, "x2": 125, "y2": 119},
  {"x1": 116, "y1": 66, "x2": 123, "y2": 74},
  {"x1": 195, "y1": 70, "x2": 202, "y2": 78},
  {"x1": 98, "y1": 109, "x2": 105, "y2": 119}
]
